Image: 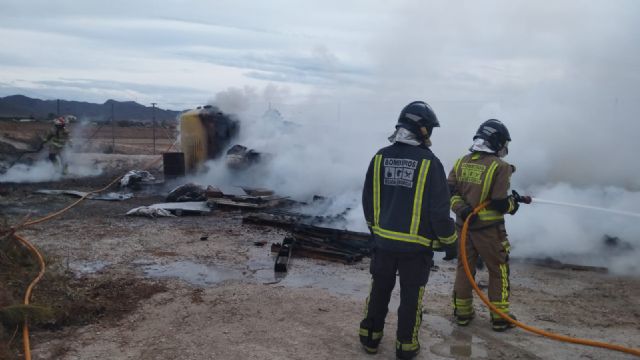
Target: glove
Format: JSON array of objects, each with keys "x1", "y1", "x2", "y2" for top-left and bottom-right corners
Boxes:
[
  {"x1": 442, "y1": 242, "x2": 458, "y2": 261},
  {"x1": 490, "y1": 196, "x2": 519, "y2": 214},
  {"x1": 510, "y1": 200, "x2": 520, "y2": 215},
  {"x1": 459, "y1": 206, "x2": 477, "y2": 225},
  {"x1": 431, "y1": 239, "x2": 442, "y2": 251}
]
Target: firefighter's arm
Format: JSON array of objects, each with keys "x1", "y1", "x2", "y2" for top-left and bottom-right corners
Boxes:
[
  {"x1": 489, "y1": 162, "x2": 518, "y2": 215},
  {"x1": 427, "y1": 160, "x2": 457, "y2": 246},
  {"x1": 40, "y1": 132, "x2": 52, "y2": 143},
  {"x1": 447, "y1": 159, "x2": 471, "y2": 218},
  {"x1": 37, "y1": 132, "x2": 52, "y2": 151},
  {"x1": 362, "y1": 157, "x2": 375, "y2": 228}
]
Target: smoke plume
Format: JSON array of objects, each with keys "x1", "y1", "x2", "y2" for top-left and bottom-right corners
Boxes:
[{"x1": 188, "y1": 0, "x2": 640, "y2": 273}]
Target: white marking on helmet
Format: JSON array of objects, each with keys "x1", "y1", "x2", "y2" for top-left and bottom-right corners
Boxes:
[
  {"x1": 405, "y1": 113, "x2": 422, "y2": 122},
  {"x1": 482, "y1": 126, "x2": 497, "y2": 135}
]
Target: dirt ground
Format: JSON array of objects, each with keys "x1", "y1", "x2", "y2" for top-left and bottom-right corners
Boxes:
[{"x1": 1, "y1": 153, "x2": 639, "y2": 360}]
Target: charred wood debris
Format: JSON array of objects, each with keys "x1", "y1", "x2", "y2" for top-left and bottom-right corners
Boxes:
[
  {"x1": 240, "y1": 204, "x2": 372, "y2": 271},
  {"x1": 243, "y1": 210, "x2": 372, "y2": 271},
  {"x1": 167, "y1": 183, "x2": 372, "y2": 271}
]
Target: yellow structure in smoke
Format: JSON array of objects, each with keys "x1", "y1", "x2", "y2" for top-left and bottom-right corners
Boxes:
[
  {"x1": 180, "y1": 108, "x2": 208, "y2": 172},
  {"x1": 179, "y1": 105, "x2": 239, "y2": 172}
]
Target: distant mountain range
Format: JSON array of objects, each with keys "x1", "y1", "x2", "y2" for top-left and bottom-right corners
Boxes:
[{"x1": 0, "y1": 95, "x2": 181, "y2": 122}]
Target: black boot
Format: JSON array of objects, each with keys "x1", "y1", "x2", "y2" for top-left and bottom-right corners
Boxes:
[
  {"x1": 359, "y1": 319, "x2": 382, "y2": 354},
  {"x1": 491, "y1": 314, "x2": 517, "y2": 332},
  {"x1": 455, "y1": 310, "x2": 475, "y2": 326},
  {"x1": 396, "y1": 342, "x2": 420, "y2": 359}
]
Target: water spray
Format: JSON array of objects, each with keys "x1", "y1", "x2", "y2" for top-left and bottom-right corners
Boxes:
[
  {"x1": 530, "y1": 198, "x2": 640, "y2": 219},
  {"x1": 511, "y1": 190, "x2": 640, "y2": 218}
]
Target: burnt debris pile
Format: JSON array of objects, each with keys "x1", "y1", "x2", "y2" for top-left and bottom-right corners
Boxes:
[{"x1": 244, "y1": 209, "x2": 371, "y2": 267}]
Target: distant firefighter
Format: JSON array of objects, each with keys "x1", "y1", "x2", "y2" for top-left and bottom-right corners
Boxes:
[{"x1": 42, "y1": 116, "x2": 72, "y2": 173}]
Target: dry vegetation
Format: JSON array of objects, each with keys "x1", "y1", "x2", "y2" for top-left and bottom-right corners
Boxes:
[{"x1": 0, "y1": 218, "x2": 166, "y2": 360}]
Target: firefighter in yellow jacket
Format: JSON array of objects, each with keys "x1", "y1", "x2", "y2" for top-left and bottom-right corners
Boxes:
[
  {"x1": 42, "y1": 117, "x2": 71, "y2": 173},
  {"x1": 360, "y1": 101, "x2": 457, "y2": 359},
  {"x1": 448, "y1": 119, "x2": 523, "y2": 332}
]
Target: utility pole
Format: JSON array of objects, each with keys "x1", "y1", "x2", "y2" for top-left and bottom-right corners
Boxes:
[
  {"x1": 57, "y1": 99, "x2": 60, "y2": 116},
  {"x1": 111, "y1": 102, "x2": 115, "y2": 152},
  {"x1": 151, "y1": 102, "x2": 157, "y2": 155}
]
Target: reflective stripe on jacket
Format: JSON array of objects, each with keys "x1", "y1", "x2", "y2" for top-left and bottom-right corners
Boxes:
[
  {"x1": 362, "y1": 142, "x2": 457, "y2": 252},
  {"x1": 448, "y1": 152, "x2": 515, "y2": 229},
  {"x1": 44, "y1": 129, "x2": 70, "y2": 152}
]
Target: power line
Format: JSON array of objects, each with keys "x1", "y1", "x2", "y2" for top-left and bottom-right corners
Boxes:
[{"x1": 151, "y1": 102, "x2": 157, "y2": 155}]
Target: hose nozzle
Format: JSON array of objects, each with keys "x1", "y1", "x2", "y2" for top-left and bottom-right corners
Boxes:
[{"x1": 512, "y1": 190, "x2": 532, "y2": 204}]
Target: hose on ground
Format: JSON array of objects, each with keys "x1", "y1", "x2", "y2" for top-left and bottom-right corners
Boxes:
[
  {"x1": 12, "y1": 234, "x2": 45, "y2": 360},
  {"x1": 459, "y1": 201, "x2": 640, "y2": 357}
]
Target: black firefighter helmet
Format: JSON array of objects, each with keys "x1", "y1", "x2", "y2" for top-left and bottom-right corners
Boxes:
[
  {"x1": 473, "y1": 119, "x2": 511, "y2": 152},
  {"x1": 396, "y1": 101, "x2": 440, "y2": 139}
]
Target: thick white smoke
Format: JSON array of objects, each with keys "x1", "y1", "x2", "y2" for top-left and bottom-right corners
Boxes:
[
  {"x1": 189, "y1": 86, "x2": 640, "y2": 275},
  {"x1": 189, "y1": 0, "x2": 640, "y2": 273},
  {"x1": 0, "y1": 150, "x2": 104, "y2": 183},
  {"x1": 510, "y1": 184, "x2": 640, "y2": 274},
  {"x1": 194, "y1": 90, "x2": 375, "y2": 199},
  {"x1": 0, "y1": 159, "x2": 64, "y2": 183}
]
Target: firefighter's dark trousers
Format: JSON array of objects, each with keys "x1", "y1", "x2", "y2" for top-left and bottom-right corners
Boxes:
[
  {"x1": 360, "y1": 249, "x2": 433, "y2": 356},
  {"x1": 48, "y1": 151, "x2": 67, "y2": 174},
  {"x1": 453, "y1": 224, "x2": 511, "y2": 320}
]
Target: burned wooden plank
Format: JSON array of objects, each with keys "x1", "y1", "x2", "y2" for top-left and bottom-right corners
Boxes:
[
  {"x1": 243, "y1": 211, "x2": 299, "y2": 226},
  {"x1": 208, "y1": 197, "x2": 286, "y2": 210},
  {"x1": 274, "y1": 237, "x2": 294, "y2": 272},
  {"x1": 292, "y1": 227, "x2": 371, "y2": 253},
  {"x1": 293, "y1": 233, "x2": 370, "y2": 258},
  {"x1": 248, "y1": 210, "x2": 372, "y2": 266},
  {"x1": 270, "y1": 229, "x2": 370, "y2": 266},
  {"x1": 514, "y1": 257, "x2": 608, "y2": 273},
  {"x1": 271, "y1": 243, "x2": 363, "y2": 264}
]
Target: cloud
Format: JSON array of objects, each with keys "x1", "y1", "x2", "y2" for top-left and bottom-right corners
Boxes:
[{"x1": 0, "y1": 11, "x2": 371, "y2": 104}]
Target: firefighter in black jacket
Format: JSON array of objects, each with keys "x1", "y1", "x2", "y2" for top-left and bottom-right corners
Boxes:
[{"x1": 359, "y1": 101, "x2": 457, "y2": 359}]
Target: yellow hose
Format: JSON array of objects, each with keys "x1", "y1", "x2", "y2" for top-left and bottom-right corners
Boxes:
[
  {"x1": 460, "y1": 201, "x2": 640, "y2": 357},
  {"x1": 13, "y1": 234, "x2": 45, "y2": 360}
]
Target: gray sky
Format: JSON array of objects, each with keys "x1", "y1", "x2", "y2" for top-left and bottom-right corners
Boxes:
[
  {"x1": 2, "y1": 1, "x2": 637, "y2": 109},
  {"x1": 0, "y1": 0, "x2": 381, "y2": 108},
  {"x1": 2, "y1": 0, "x2": 640, "y2": 188}
]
